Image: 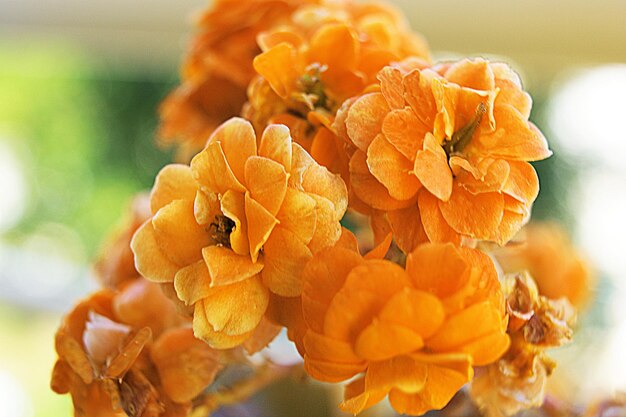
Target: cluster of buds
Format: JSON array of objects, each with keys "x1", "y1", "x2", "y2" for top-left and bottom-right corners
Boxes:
[{"x1": 51, "y1": 0, "x2": 599, "y2": 416}]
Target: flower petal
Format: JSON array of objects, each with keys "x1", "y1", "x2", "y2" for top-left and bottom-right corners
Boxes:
[
  {"x1": 382, "y1": 107, "x2": 428, "y2": 160},
  {"x1": 244, "y1": 156, "x2": 288, "y2": 217},
  {"x1": 417, "y1": 191, "x2": 462, "y2": 244},
  {"x1": 131, "y1": 220, "x2": 180, "y2": 283},
  {"x1": 307, "y1": 194, "x2": 342, "y2": 254},
  {"x1": 355, "y1": 321, "x2": 424, "y2": 361},
  {"x1": 150, "y1": 164, "x2": 197, "y2": 213},
  {"x1": 259, "y1": 124, "x2": 292, "y2": 171},
  {"x1": 346, "y1": 92, "x2": 389, "y2": 152},
  {"x1": 276, "y1": 188, "x2": 317, "y2": 245},
  {"x1": 245, "y1": 192, "x2": 279, "y2": 262},
  {"x1": 202, "y1": 245, "x2": 264, "y2": 288},
  {"x1": 367, "y1": 134, "x2": 421, "y2": 201},
  {"x1": 388, "y1": 205, "x2": 429, "y2": 253},
  {"x1": 253, "y1": 43, "x2": 299, "y2": 98},
  {"x1": 350, "y1": 151, "x2": 415, "y2": 211},
  {"x1": 174, "y1": 260, "x2": 212, "y2": 305},
  {"x1": 379, "y1": 288, "x2": 445, "y2": 339},
  {"x1": 220, "y1": 189, "x2": 249, "y2": 256},
  {"x1": 191, "y1": 141, "x2": 246, "y2": 194},
  {"x1": 413, "y1": 133, "x2": 453, "y2": 201},
  {"x1": 262, "y1": 226, "x2": 313, "y2": 297},
  {"x1": 151, "y1": 327, "x2": 222, "y2": 403},
  {"x1": 151, "y1": 199, "x2": 209, "y2": 266},
  {"x1": 438, "y1": 186, "x2": 504, "y2": 240},
  {"x1": 196, "y1": 275, "x2": 268, "y2": 336}
]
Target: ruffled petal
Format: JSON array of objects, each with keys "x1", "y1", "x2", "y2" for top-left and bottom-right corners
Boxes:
[
  {"x1": 379, "y1": 288, "x2": 445, "y2": 339},
  {"x1": 195, "y1": 275, "x2": 268, "y2": 336},
  {"x1": 413, "y1": 133, "x2": 453, "y2": 201},
  {"x1": 276, "y1": 188, "x2": 317, "y2": 245},
  {"x1": 259, "y1": 124, "x2": 292, "y2": 171},
  {"x1": 151, "y1": 199, "x2": 209, "y2": 266},
  {"x1": 131, "y1": 220, "x2": 180, "y2": 283},
  {"x1": 191, "y1": 141, "x2": 246, "y2": 194},
  {"x1": 350, "y1": 151, "x2": 415, "y2": 210},
  {"x1": 253, "y1": 43, "x2": 299, "y2": 98},
  {"x1": 388, "y1": 205, "x2": 429, "y2": 253},
  {"x1": 245, "y1": 192, "x2": 279, "y2": 262},
  {"x1": 220, "y1": 190, "x2": 249, "y2": 256},
  {"x1": 262, "y1": 226, "x2": 313, "y2": 296},
  {"x1": 382, "y1": 107, "x2": 428, "y2": 160},
  {"x1": 202, "y1": 245, "x2": 264, "y2": 287},
  {"x1": 174, "y1": 260, "x2": 212, "y2": 306},
  {"x1": 346, "y1": 92, "x2": 389, "y2": 152},
  {"x1": 150, "y1": 164, "x2": 197, "y2": 213},
  {"x1": 355, "y1": 321, "x2": 424, "y2": 361},
  {"x1": 367, "y1": 134, "x2": 421, "y2": 201},
  {"x1": 417, "y1": 191, "x2": 462, "y2": 244},
  {"x1": 244, "y1": 156, "x2": 288, "y2": 217},
  {"x1": 439, "y1": 185, "x2": 504, "y2": 240}
]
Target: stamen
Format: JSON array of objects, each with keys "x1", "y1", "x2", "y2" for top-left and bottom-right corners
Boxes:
[
  {"x1": 443, "y1": 102, "x2": 487, "y2": 157},
  {"x1": 208, "y1": 215, "x2": 235, "y2": 248}
]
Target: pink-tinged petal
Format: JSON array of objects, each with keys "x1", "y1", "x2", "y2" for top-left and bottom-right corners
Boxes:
[
  {"x1": 174, "y1": 260, "x2": 212, "y2": 306},
  {"x1": 367, "y1": 134, "x2": 421, "y2": 201},
  {"x1": 413, "y1": 133, "x2": 453, "y2": 201},
  {"x1": 245, "y1": 192, "x2": 279, "y2": 262},
  {"x1": 220, "y1": 190, "x2": 249, "y2": 256},
  {"x1": 202, "y1": 245, "x2": 264, "y2": 287},
  {"x1": 346, "y1": 92, "x2": 389, "y2": 152},
  {"x1": 131, "y1": 220, "x2": 180, "y2": 283},
  {"x1": 259, "y1": 124, "x2": 292, "y2": 171},
  {"x1": 262, "y1": 226, "x2": 313, "y2": 297},
  {"x1": 152, "y1": 199, "x2": 209, "y2": 266},
  {"x1": 150, "y1": 164, "x2": 197, "y2": 214},
  {"x1": 191, "y1": 141, "x2": 245, "y2": 194}
]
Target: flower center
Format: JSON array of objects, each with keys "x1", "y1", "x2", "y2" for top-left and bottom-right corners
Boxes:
[
  {"x1": 442, "y1": 102, "x2": 486, "y2": 158},
  {"x1": 209, "y1": 215, "x2": 235, "y2": 248},
  {"x1": 297, "y1": 63, "x2": 332, "y2": 110}
]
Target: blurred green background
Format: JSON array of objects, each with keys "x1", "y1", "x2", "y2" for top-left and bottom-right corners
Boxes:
[{"x1": 1, "y1": 1, "x2": 625, "y2": 416}]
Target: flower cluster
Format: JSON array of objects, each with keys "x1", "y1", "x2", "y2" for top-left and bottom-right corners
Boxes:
[{"x1": 50, "y1": 0, "x2": 600, "y2": 416}]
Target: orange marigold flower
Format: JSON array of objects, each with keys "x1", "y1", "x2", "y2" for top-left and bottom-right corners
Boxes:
[
  {"x1": 336, "y1": 58, "x2": 551, "y2": 248},
  {"x1": 243, "y1": 0, "x2": 431, "y2": 178},
  {"x1": 50, "y1": 280, "x2": 221, "y2": 417},
  {"x1": 471, "y1": 272, "x2": 575, "y2": 417},
  {"x1": 300, "y1": 242, "x2": 509, "y2": 415},
  {"x1": 493, "y1": 222, "x2": 595, "y2": 307},
  {"x1": 158, "y1": 0, "x2": 318, "y2": 158},
  {"x1": 131, "y1": 117, "x2": 347, "y2": 349}
]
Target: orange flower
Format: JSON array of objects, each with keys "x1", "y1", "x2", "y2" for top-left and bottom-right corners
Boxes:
[
  {"x1": 493, "y1": 222, "x2": 594, "y2": 307},
  {"x1": 244, "y1": 0, "x2": 431, "y2": 178},
  {"x1": 50, "y1": 280, "x2": 221, "y2": 417},
  {"x1": 131, "y1": 117, "x2": 347, "y2": 349},
  {"x1": 158, "y1": 0, "x2": 317, "y2": 158},
  {"x1": 300, "y1": 241, "x2": 509, "y2": 415},
  {"x1": 94, "y1": 194, "x2": 151, "y2": 289},
  {"x1": 471, "y1": 273, "x2": 575, "y2": 417},
  {"x1": 336, "y1": 58, "x2": 551, "y2": 248}
]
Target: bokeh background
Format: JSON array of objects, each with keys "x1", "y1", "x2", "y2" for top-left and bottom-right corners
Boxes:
[{"x1": 1, "y1": 0, "x2": 625, "y2": 416}]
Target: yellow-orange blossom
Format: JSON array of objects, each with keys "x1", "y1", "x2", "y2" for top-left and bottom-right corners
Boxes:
[
  {"x1": 301, "y1": 241, "x2": 509, "y2": 415},
  {"x1": 131, "y1": 117, "x2": 347, "y2": 349},
  {"x1": 337, "y1": 58, "x2": 551, "y2": 248}
]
